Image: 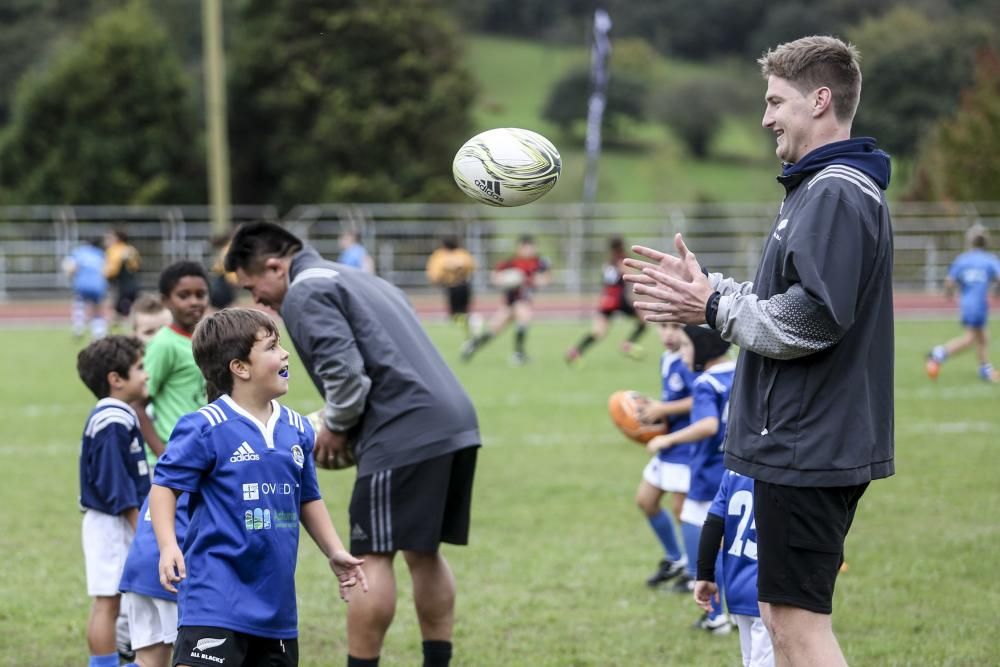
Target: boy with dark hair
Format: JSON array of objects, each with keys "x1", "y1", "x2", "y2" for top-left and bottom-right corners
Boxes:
[
  {"x1": 151, "y1": 308, "x2": 366, "y2": 667},
  {"x1": 104, "y1": 228, "x2": 141, "y2": 326},
  {"x1": 426, "y1": 235, "x2": 477, "y2": 336},
  {"x1": 461, "y1": 234, "x2": 551, "y2": 365},
  {"x1": 137, "y1": 261, "x2": 209, "y2": 462},
  {"x1": 225, "y1": 221, "x2": 480, "y2": 667},
  {"x1": 131, "y1": 293, "x2": 172, "y2": 344},
  {"x1": 926, "y1": 224, "x2": 1000, "y2": 382},
  {"x1": 566, "y1": 236, "x2": 647, "y2": 364},
  {"x1": 646, "y1": 325, "x2": 734, "y2": 632},
  {"x1": 77, "y1": 335, "x2": 151, "y2": 667}
]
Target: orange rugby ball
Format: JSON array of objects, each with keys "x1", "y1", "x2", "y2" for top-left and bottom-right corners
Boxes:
[{"x1": 607, "y1": 390, "x2": 668, "y2": 444}]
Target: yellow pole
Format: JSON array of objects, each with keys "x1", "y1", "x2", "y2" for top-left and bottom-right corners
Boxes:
[{"x1": 203, "y1": 0, "x2": 231, "y2": 236}]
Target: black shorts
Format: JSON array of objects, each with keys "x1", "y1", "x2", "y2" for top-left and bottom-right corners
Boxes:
[
  {"x1": 173, "y1": 626, "x2": 298, "y2": 667},
  {"x1": 754, "y1": 480, "x2": 868, "y2": 614},
  {"x1": 349, "y1": 447, "x2": 478, "y2": 554},
  {"x1": 599, "y1": 299, "x2": 636, "y2": 318},
  {"x1": 446, "y1": 283, "x2": 472, "y2": 315},
  {"x1": 504, "y1": 287, "x2": 533, "y2": 306}
]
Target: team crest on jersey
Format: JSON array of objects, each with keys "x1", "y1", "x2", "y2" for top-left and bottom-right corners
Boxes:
[
  {"x1": 291, "y1": 444, "x2": 304, "y2": 468},
  {"x1": 668, "y1": 372, "x2": 685, "y2": 393}
]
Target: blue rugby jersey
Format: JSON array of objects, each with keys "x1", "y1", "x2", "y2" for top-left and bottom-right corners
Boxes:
[
  {"x1": 658, "y1": 351, "x2": 694, "y2": 465},
  {"x1": 153, "y1": 396, "x2": 320, "y2": 639},
  {"x1": 949, "y1": 249, "x2": 1000, "y2": 323},
  {"x1": 687, "y1": 361, "x2": 736, "y2": 502},
  {"x1": 119, "y1": 493, "x2": 190, "y2": 601},
  {"x1": 79, "y1": 398, "x2": 150, "y2": 515},
  {"x1": 708, "y1": 471, "x2": 760, "y2": 617}
]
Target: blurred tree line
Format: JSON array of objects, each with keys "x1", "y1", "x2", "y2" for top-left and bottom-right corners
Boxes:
[{"x1": 0, "y1": 0, "x2": 997, "y2": 205}]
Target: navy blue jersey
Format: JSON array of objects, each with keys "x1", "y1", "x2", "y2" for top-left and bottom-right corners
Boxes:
[
  {"x1": 708, "y1": 471, "x2": 760, "y2": 617},
  {"x1": 153, "y1": 397, "x2": 321, "y2": 639},
  {"x1": 79, "y1": 398, "x2": 150, "y2": 515},
  {"x1": 949, "y1": 249, "x2": 1000, "y2": 322},
  {"x1": 658, "y1": 352, "x2": 694, "y2": 464},
  {"x1": 687, "y1": 361, "x2": 736, "y2": 501},
  {"x1": 119, "y1": 493, "x2": 190, "y2": 601}
]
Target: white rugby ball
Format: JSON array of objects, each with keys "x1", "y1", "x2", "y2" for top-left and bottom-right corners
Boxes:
[
  {"x1": 494, "y1": 267, "x2": 525, "y2": 289},
  {"x1": 453, "y1": 128, "x2": 561, "y2": 207}
]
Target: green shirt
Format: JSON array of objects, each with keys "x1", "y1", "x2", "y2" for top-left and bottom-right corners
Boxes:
[{"x1": 145, "y1": 326, "x2": 205, "y2": 462}]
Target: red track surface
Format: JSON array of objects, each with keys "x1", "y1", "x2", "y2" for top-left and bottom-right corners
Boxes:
[{"x1": 0, "y1": 292, "x2": 987, "y2": 325}]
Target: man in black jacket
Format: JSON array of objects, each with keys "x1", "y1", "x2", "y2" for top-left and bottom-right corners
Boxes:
[{"x1": 625, "y1": 36, "x2": 893, "y2": 666}]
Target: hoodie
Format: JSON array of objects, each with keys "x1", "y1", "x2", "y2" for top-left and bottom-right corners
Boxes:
[{"x1": 709, "y1": 137, "x2": 895, "y2": 487}]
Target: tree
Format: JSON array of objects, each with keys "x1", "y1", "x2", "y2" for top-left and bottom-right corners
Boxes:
[
  {"x1": 652, "y1": 78, "x2": 732, "y2": 159},
  {"x1": 0, "y1": 1, "x2": 204, "y2": 205},
  {"x1": 542, "y1": 68, "x2": 647, "y2": 144},
  {"x1": 229, "y1": 0, "x2": 477, "y2": 207},
  {"x1": 910, "y1": 49, "x2": 1000, "y2": 201}
]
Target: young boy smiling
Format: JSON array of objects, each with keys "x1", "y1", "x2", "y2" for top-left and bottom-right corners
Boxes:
[{"x1": 150, "y1": 308, "x2": 365, "y2": 666}]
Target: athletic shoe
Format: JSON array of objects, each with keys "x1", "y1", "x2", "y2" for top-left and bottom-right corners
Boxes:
[
  {"x1": 621, "y1": 341, "x2": 645, "y2": 360},
  {"x1": 925, "y1": 355, "x2": 940, "y2": 381},
  {"x1": 459, "y1": 339, "x2": 477, "y2": 362},
  {"x1": 645, "y1": 559, "x2": 686, "y2": 588},
  {"x1": 692, "y1": 613, "x2": 733, "y2": 635},
  {"x1": 670, "y1": 574, "x2": 695, "y2": 594},
  {"x1": 565, "y1": 347, "x2": 581, "y2": 365},
  {"x1": 509, "y1": 351, "x2": 529, "y2": 366}
]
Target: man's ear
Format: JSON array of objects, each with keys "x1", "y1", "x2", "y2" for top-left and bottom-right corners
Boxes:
[
  {"x1": 229, "y1": 358, "x2": 250, "y2": 381},
  {"x1": 812, "y1": 87, "x2": 833, "y2": 117},
  {"x1": 264, "y1": 257, "x2": 285, "y2": 275}
]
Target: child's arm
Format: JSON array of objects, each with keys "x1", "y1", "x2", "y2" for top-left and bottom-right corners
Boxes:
[
  {"x1": 149, "y1": 484, "x2": 185, "y2": 593},
  {"x1": 943, "y1": 276, "x2": 957, "y2": 300},
  {"x1": 300, "y1": 500, "x2": 368, "y2": 601},
  {"x1": 133, "y1": 401, "x2": 165, "y2": 457},
  {"x1": 646, "y1": 415, "x2": 719, "y2": 454},
  {"x1": 693, "y1": 513, "x2": 725, "y2": 613},
  {"x1": 123, "y1": 506, "x2": 139, "y2": 532},
  {"x1": 639, "y1": 396, "x2": 693, "y2": 423}
]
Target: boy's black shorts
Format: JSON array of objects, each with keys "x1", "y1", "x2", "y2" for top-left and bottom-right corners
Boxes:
[
  {"x1": 754, "y1": 479, "x2": 868, "y2": 615},
  {"x1": 447, "y1": 283, "x2": 472, "y2": 315},
  {"x1": 173, "y1": 626, "x2": 298, "y2": 666},
  {"x1": 349, "y1": 446, "x2": 478, "y2": 554}
]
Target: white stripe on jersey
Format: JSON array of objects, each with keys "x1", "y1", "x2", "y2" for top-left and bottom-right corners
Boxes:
[
  {"x1": 808, "y1": 165, "x2": 881, "y2": 203},
  {"x1": 86, "y1": 409, "x2": 134, "y2": 437},
  {"x1": 284, "y1": 407, "x2": 304, "y2": 432},
  {"x1": 198, "y1": 404, "x2": 227, "y2": 426},
  {"x1": 291, "y1": 267, "x2": 340, "y2": 288}
]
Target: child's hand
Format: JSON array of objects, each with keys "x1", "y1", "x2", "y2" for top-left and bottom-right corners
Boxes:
[
  {"x1": 646, "y1": 434, "x2": 671, "y2": 454},
  {"x1": 328, "y1": 550, "x2": 368, "y2": 602},
  {"x1": 158, "y1": 543, "x2": 186, "y2": 594},
  {"x1": 693, "y1": 580, "x2": 719, "y2": 613}
]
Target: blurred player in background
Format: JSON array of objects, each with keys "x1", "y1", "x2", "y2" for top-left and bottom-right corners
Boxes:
[
  {"x1": 103, "y1": 228, "x2": 141, "y2": 329},
  {"x1": 460, "y1": 234, "x2": 550, "y2": 365},
  {"x1": 426, "y1": 235, "x2": 478, "y2": 337},
  {"x1": 339, "y1": 228, "x2": 375, "y2": 273},
  {"x1": 135, "y1": 262, "x2": 208, "y2": 465},
  {"x1": 63, "y1": 237, "x2": 108, "y2": 339},
  {"x1": 646, "y1": 325, "x2": 733, "y2": 633},
  {"x1": 565, "y1": 237, "x2": 647, "y2": 365},
  {"x1": 695, "y1": 471, "x2": 774, "y2": 666},
  {"x1": 635, "y1": 323, "x2": 695, "y2": 588},
  {"x1": 208, "y1": 233, "x2": 239, "y2": 312},
  {"x1": 76, "y1": 335, "x2": 150, "y2": 667},
  {"x1": 130, "y1": 293, "x2": 172, "y2": 345},
  {"x1": 926, "y1": 224, "x2": 1000, "y2": 382}
]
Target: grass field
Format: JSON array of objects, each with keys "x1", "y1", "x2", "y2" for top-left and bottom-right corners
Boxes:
[{"x1": 0, "y1": 318, "x2": 997, "y2": 666}]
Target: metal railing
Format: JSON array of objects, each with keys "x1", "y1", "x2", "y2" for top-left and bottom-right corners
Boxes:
[{"x1": 0, "y1": 202, "x2": 997, "y2": 300}]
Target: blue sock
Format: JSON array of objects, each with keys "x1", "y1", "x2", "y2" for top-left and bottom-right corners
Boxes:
[
  {"x1": 681, "y1": 521, "x2": 702, "y2": 579},
  {"x1": 648, "y1": 510, "x2": 683, "y2": 562},
  {"x1": 89, "y1": 653, "x2": 118, "y2": 667}
]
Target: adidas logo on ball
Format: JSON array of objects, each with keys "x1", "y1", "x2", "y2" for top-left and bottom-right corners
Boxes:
[{"x1": 475, "y1": 179, "x2": 504, "y2": 203}]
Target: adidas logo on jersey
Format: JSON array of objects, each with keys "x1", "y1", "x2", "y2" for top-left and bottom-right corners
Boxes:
[{"x1": 230, "y1": 442, "x2": 260, "y2": 463}]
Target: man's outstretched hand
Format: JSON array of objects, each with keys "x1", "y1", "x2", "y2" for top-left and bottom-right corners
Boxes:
[{"x1": 623, "y1": 233, "x2": 714, "y2": 325}]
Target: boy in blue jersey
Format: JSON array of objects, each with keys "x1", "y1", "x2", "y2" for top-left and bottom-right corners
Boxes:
[
  {"x1": 695, "y1": 471, "x2": 775, "y2": 667},
  {"x1": 646, "y1": 325, "x2": 734, "y2": 632},
  {"x1": 77, "y1": 335, "x2": 151, "y2": 667},
  {"x1": 927, "y1": 225, "x2": 1000, "y2": 382},
  {"x1": 63, "y1": 238, "x2": 109, "y2": 339},
  {"x1": 119, "y1": 492, "x2": 190, "y2": 667},
  {"x1": 635, "y1": 323, "x2": 695, "y2": 588},
  {"x1": 150, "y1": 308, "x2": 366, "y2": 667}
]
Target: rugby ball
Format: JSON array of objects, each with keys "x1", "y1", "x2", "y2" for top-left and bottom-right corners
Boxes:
[
  {"x1": 494, "y1": 267, "x2": 525, "y2": 289},
  {"x1": 305, "y1": 410, "x2": 356, "y2": 470},
  {"x1": 608, "y1": 390, "x2": 668, "y2": 444},
  {"x1": 453, "y1": 128, "x2": 561, "y2": 206}
]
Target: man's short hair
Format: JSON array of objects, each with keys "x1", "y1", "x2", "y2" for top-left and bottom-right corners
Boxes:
[
  {"x1": 131, "y1": 292, "x2": 166, "y2": 316},
  {"x1": 77, "y1": 335, "x2": 144, "y2": 399},
  {"x1": 224, "y1": 222, "x2": 304, "y2": 274},
  {"x1": 159, "y1": 261, "x2": 209, "y2": 298},
  {"x1": 758, "y1": 35, "x2": 862, "y2": 123},
  {"x1": 193, "y1": 308, "x2": 280, "y2": 401}
]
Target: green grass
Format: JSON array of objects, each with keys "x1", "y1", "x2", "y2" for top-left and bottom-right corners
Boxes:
[{"x1": 0, "y1": 318, "x2": 997, "y2": 665}]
